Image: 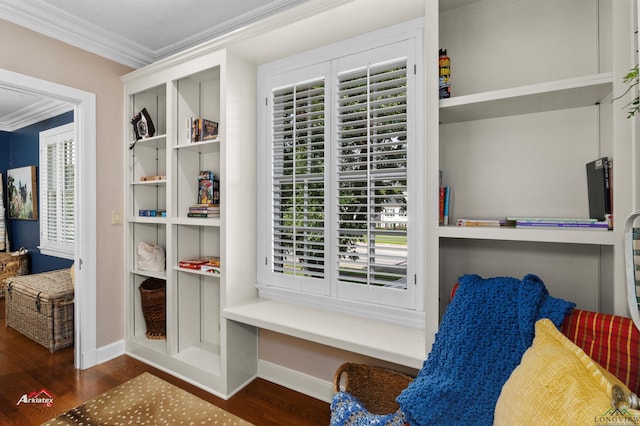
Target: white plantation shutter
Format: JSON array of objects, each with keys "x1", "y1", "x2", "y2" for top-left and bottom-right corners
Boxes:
[
  {"x1": 271, "y1": 77, "x2": 327, "y2": 291},
  {"x1": 39, "y1": 123, "x2": 75, "y2": 259},
  {"x1": 259, "y1": 26, "x2": 422, "y2": 318},
  {"x1": 336, "y1": 57, "x2": 410, "y2": 303}
]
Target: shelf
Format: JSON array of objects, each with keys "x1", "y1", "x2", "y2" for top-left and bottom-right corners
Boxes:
[
  {"x1": 439, "y1": 73, "x2": 613, "y2": 124},
  {"x1": 128, "y1": 334, "x2": 168, "y2": 354},
  {"x1": 172, "y1": 217, "x2": 221, "y2": 227},
  {"x1": 173, "y1": 346, "x2": 221, "y2": 376},
  {"x1": 175, "y1": 139, "x2": 221, "y2": 153},
  {"x1": 131, "y1": 180, "x2": 167, "y2": 186},
  {"x1": 129, "y1": 216, "x2": 168, "y2": 224},
  {"x1": 223, "y1": 299, "x2": 426, "y2": 369},
  {"x1": 130, "y1": 268, "x2": 167, "y2": 280},
  {"x1": 439, "y1": 225, "x2": 617, "y2": 245},
  {"x1": 174, "y1": 266, "x2": 222, "y2": 278},
  {"x1": 129, "y1": 134, "x2": 167, "y2": 150}
]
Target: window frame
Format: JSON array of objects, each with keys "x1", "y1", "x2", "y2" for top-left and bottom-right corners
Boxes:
[
  {"x1": 38, "y1": 122, "x2": 76, "y2": 260},
  {"x1": 256, "y1": 19, "x2": 425, "y2": 327}
]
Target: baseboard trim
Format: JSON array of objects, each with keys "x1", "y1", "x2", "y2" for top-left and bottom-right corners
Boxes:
[
  {"x1": 96, "y1": 339, "x2": 125, "y2": 364},
  {"x1": 257, "y1": 360, "x2": 333, "y2": 403}
]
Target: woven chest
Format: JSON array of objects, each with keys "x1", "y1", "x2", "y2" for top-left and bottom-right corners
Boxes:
[{"x1": 3, "y1": 269, "x2": 74, "y2": 352}]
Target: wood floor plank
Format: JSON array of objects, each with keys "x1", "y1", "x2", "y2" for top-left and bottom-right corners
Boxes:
[{"x1": 0, "y1": 297, "x2": 330, "y2": 425}]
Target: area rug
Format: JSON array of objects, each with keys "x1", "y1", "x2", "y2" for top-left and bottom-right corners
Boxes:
[{"x1": 42, "y1": 372, "x2": 253, "y2": 425}]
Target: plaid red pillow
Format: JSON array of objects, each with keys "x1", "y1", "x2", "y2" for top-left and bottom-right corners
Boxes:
[{"x1": 561, "y1": 309, "x2": 640, "y2": 395}]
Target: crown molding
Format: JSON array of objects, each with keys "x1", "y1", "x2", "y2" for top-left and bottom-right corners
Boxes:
[
  {"x1": 0, "y1": 0, "x2": 312, "y2": 68},
  {"x1": 153, "y1": 0, "x2": 311, "y2": 61},
  {"x1": 0, "y1": 1, "x2": 159, "y2": 68},
  {"x1": 0, "y1": 98, "x2": 73, "y2": 132}
]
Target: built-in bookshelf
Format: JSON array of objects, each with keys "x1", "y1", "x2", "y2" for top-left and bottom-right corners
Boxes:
[
  {"x1": 434, "y1": 0, "x2": 634, "y2": 317},
  {"x1": 123, "y1": 48, "x2": 257, "y2": 398}
]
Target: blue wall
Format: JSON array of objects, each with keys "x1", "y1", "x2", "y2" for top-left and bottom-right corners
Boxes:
[{"x1": 1, "y1": 111, "x2": 74, "y2": 273}]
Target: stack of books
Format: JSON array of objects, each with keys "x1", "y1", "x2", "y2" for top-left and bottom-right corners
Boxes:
[
  {"x1": 178, "y1": 256, "x2": 220, "y2": 274},
  {"x1": 187, "y1": 204, "x2": 220, "y2": 218},
  {"x1": 506, "y1": 217, "x2": 609, "y2": 230}
]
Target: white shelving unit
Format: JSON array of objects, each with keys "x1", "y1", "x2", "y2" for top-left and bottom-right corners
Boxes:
[
  {"x1": 122, "y1": 48, "x2": 257, "y2": 398},
  {"x1": 434, "y1": 0, "x2": 635, "y2": 317}
]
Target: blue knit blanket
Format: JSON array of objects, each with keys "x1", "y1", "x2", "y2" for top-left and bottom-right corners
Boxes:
[{"x1": 396, "y1": 274, "x2": 575, "y2": 426}]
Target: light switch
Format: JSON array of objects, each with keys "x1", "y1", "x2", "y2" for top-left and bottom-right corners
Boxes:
[{"x1": 112, "y1": 210, "x2": 122, "y2": 224}]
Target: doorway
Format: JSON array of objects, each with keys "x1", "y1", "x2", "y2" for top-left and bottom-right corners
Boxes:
[{"x1": 0, "y1": 69, "x2": 97, "y2": 369}]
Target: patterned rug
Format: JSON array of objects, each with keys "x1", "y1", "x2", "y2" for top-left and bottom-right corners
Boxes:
[{"x1": 42, "y1": 372, "x2": 253, "y2": 425}]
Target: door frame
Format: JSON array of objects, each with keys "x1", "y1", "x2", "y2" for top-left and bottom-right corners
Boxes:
[{"x1": 0, "y1": 69, "x2": 97, "y2": 369}]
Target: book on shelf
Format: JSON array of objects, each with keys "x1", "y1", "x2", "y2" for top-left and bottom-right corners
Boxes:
[
  {"x1": 178, "y1": 256, "x2": 220, "y2": 270},
  {"x1": 200, "y1": 265, "x2": 221, "y2": 274},
  {"x1": 515, "y1": 221, "x2": 609, "y2": 230},
  {"x1": 505, "y1": 217, "x2": 598, "y2": 227},
  {"x1": 187, "y1": 212, "x2": 219, "y2": 218},
  {"x1": 456, "y1": 218, "x2": 505, "y2": 227},
  {"x1": 188, "y1": 202, "x2": 220, "y2": 218},
  {"x1": 187, "y1": 117, "x2": 219, "y2": 143},
  {"x1": 139, "y1": 209, "x2": 166, "y2": 217},
  {"x1": 197, "y1": 170, "x2": 220, "y2": 205},
  {"x1": 439, "y1": 186, "x2": 451, "y2": 225},
  {"x1": 586, "y1": 157, "x2": 611, "y2": 224}
]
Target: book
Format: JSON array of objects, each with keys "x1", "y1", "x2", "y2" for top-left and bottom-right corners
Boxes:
[
  {"x1": 178, "y1": 256, "x2": 219, "y2": 270},
  {"x1": 439, "y1": 186, "x2": 451, "y2": 225},
  {"x1": 606, "y1": 158, "x2": 613, "y2": 229},
  {"x1": 505, "y1": 217, "x2": 597, "y2": 227},
  {"x1": 515, "y1": 221, "x2": 609, "y2": 230},
  {"x1": 443, "y1": 186, "x2": 451, "y2": 226},
  {"x1": 456, "y1": 218, "x2": 505, "y2": 227},
  {"x1": 439, "y1": 187, "x2": 445, "y2": 225},
  {"x1": 188, "y1": 118, "x2": 219, "y2": 143},
  {"x1": 200, "y1": 265, "x2": 221, "y2": 274},
  {"x1": 586, "y1": 157, "x2": 611, "y2": 221},
  {"x1": 199, "y1": 119, "x2": 219, "y2": 141},
  {"x1": 187, "y1": 212, "x2": 220, "y2": 218},
  {"x1": 178, "y1": 258, "x2": 208, "y2": 269}
]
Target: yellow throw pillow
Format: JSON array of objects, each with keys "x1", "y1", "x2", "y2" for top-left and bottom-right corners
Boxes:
[{"x1": 495, "y1": 318, "x2": 640, "y2": 426}]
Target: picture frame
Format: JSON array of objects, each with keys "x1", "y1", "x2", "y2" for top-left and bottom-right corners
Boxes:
[{"x1": 7, "y1": 166, "x2": 38, "y2": 220}]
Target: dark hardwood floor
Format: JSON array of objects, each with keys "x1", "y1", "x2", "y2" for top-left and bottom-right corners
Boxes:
[{"x1": 0, "y1": 297, "x2": 330, "y2": 425}]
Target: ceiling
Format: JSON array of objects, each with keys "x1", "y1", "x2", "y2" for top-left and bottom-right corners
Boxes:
[{"x1": 0, "y1": 0, "x2": 309, "y2": 131}]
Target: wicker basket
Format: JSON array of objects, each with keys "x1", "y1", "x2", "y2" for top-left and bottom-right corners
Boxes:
[
  {"x1": 333, "y1": 362, "x2": 414, "y2": 415},
  {"x1": 139, "y1": 278, "x2": 166, "y2": 340},
  {"x1": 0, "y1": 251, "x2": 29, "y2": 297}
]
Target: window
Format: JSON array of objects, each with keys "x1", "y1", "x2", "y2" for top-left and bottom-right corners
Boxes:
[
  {"x1": 39, "y1": 123, "x2": 75, "y2": 259},
  {"x1": 257, "y1": 21, "x2": 424, "y2": 326}
]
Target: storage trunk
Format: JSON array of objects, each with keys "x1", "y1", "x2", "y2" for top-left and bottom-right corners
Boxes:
[{"x1": 3, "y1": 269, "x2": 74, "y2": 352}]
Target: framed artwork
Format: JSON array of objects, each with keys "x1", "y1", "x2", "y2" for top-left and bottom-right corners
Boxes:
[{"x1": 7, "y1": 166, "x2": 38, "y2": 220}]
